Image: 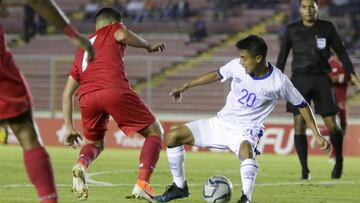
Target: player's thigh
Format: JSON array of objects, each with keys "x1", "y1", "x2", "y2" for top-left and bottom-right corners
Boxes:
[
  {"x1": 313, "y1": 75, "x2": 338, "y2": 117},
  {"x1": 227, "y1": 128, "x2": 261, "y2": 161},
  {"x1": 185, "y1": 117, "x2": 228, "y2": 149},
  {"x1": 166, "y1": 124, "x2": 195, "y2": 146},
  {"x1": 138, "y1": 119, "x2": 164, "y2": 138},
  {"x1": 6, "y1": 111, "x2": 40, "y2": 150},
  {"x1": 102, "y1": 89, "x2": 156, "y2": 136},
  {"x1": 79, "y1": 92, "x2": 109, "y2": 141}
]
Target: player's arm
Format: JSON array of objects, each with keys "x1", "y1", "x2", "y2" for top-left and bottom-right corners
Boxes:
[
  {"x1": 62, "y1": 75, "x2": 82, "y2": 149},
  {"x1": 298, "y1": 104, "x2": 331, "y2": 153},
  {"x1": 114, "y1": 28, "x2": 165, "y2": 53},
  {"x1": 24, "y1": 0, "x2": 95, "y2": 61},
  {"x1": 170, "y1": 70, "x2": 221, "y2": 103},
  {"x1": 276, "y1": 27, "x2": 291, "y2": 72}
]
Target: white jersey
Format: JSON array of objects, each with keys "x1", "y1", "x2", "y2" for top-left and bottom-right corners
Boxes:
[{"x1": 217, "y1": 58, "x2": 305, "y2": 129}]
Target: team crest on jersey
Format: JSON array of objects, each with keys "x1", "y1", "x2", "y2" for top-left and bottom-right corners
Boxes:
[
  {"x1": 316, "y1": 38, "x2": 326, "y2": 49},
  {"x1": 260, "y1": 88, "x2": 274, "y2": 97}
]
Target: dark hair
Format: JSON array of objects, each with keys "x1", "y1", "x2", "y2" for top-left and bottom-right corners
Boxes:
[
  {"x1": 95, "y1": 7, "x2": 122, "y2": 22},
  {"x1": 299, "y1": 0, "x2": 318, "y2": 5},
  {"x1": 235, "y1": 35, "x2": 268, "y2": 57}
]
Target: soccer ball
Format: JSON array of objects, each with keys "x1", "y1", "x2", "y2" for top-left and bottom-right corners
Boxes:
[{"x1": 203, "y1": 175, "x2": 233, "y2": 203}]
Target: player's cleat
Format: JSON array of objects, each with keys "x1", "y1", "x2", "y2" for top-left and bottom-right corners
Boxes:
[
  {"x1": 237, "y1": 193, "x2": 251, "y2": 203},
  {"x1": 154, "y1": 181, "x2": 189, "y2": 202},
  {"x1": 331, "y1": 162, "x2": 343, "y2": 179},
  {"x1": 0, "y1": 126, "x2": 8, "y2": 145},
  {"x1": 72, "y1": 164, "x2": 88, "y2": 200},
  {"x1": 126, "y1": 179, "x2": 156, "y2": 203},
  {"x1": 301, "y1": 169, "x2": 311, "y2": 180}
]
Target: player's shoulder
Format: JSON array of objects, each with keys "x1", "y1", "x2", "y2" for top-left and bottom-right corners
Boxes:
[
  {"x1": 222, "y1": 58, "x2": 241, "y2": 68},
  {"x1": 270, "y1": 63, "x2": 288, "y2": 81},
  {"x1": 229, "y1": 58, "x2": 240, "y2": 65},
  {"x1": 229, "y1": 58, "x2": 245, "y2": 72}
]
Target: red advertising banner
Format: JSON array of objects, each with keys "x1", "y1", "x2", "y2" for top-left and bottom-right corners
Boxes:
[{"x1": 5, "y1": 118, "x2": 360, "y2": 156}]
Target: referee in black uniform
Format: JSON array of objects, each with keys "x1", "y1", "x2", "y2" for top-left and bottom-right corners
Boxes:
[{"x1": 276, "y1": 0, "x2": 360, "y2": 179}]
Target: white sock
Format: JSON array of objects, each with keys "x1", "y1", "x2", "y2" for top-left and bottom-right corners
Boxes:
[
  {"x1": 167, "y1": 146, "x2": 186, "y2": 188},
  {"x1": 240, "y1": 159, "x2": 258, "y2": 201}
]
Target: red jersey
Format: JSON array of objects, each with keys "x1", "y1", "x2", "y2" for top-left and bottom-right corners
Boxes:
[
  {"x1": 328, "y1": 57, "x2": 350, "y2": 106},
  {"x1": 70, "y1": 23, "x2": 131, "y2": 98},
  {"x1": 0, "y1": 21, "x2": 32, "y2": 119}
]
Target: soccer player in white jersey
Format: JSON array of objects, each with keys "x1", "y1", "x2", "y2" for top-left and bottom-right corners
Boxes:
[{"x1": 154, "y1": 35, "x2": 331, "y2": 203}]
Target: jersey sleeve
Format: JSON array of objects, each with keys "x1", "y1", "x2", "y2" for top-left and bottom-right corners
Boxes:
[
  {"x1": 217, "y1": 59, "x2": 237, "y2": 83},
  {"x1": 280, "y1": 75, "x2": 306, "y2": 107}
]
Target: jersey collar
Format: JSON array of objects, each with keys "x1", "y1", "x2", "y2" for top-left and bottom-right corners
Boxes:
[{"x1": 249, "y1": 62, "x2": 273, "y2": 80}]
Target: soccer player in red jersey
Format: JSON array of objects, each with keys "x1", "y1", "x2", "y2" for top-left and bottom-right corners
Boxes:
[
  {"x1": 62, "y1": 7, "x2": 166, "y2": 202},
  {"x1": 0, "y1": 1, "x2": 94, "y2": 203}
]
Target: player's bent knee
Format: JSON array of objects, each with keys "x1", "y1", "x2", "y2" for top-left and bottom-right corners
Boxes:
[
  {"x1": 239, "y1": 141, "x2": 253, "y2": 160},
  {"x1": 166, "y1": 130, "x2": 179, "y2": 147}
]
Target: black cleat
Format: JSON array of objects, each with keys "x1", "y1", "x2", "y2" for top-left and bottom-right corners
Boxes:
[
  {"x1": 237, "y1": 194, "x2": 251, "y2": 203},
  {"x1": 331, "y1": 162, "x2": 343, "y2": 179},
  {"x1": 154, "y1": 181, "x2": 189, "y2": 202},
  {"x1": 301, "y1": 169, "x2": 311, "y2": 180}
]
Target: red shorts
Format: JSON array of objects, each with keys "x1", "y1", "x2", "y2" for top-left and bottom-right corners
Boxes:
[
  {"x1": 0, "y1": 68, "x2": 32, "y2": 120},
  {"x1": 79, "y1": 88, "x2": 156, "y2": 141}
]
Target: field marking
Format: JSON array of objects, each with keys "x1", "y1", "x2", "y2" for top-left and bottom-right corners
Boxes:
[
  {"x1": 1, "y1": 169, "x2": 359, "y2": 188},
  {"x1": 1, "y1": 180, "x2": 359, "y2": 189}
]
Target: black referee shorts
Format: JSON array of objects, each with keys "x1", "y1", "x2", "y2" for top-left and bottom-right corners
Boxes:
[{"x1": 287, "y1": 73, "x2": 338, "y2": 117}]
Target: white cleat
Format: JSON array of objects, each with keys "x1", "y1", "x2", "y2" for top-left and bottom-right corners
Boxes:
[{"x1": 72, "y1": 164, "x2": 88, "y2": 201}]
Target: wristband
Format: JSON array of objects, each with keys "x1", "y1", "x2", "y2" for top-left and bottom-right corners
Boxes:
[{"x1": 63, "y1": 25, "x2": 78, "y2": 38}]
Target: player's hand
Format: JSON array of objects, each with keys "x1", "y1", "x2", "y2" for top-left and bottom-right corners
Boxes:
[
  {"x1": 315, "y1": 135, "x2": 332, "y2": 154},
  {"x1": 71, "y1": 35, "x2": 95, "y2": 62},
  {"x1": 65, "y1": 129, "x2": 83, "y2": 149},
  {"x1": 147, "y1": 42, "x2": 166, "y2": 53},
  {"x1": 170, "y1": 83, "x2": 189, "y2": 103}
]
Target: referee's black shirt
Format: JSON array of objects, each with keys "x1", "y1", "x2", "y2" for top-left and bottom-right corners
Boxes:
[{"x1": 276, "y1": 19, "x2": 355, "y2": 75}]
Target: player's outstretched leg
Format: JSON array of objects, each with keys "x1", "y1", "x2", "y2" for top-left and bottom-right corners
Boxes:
[
  {"x1": 155, "y1": 125, "x2": 193, "y2": 202},
  {"x1": 237, "y1": 141, "x2": 258, "y2": 203},
  {"x1": 72, "y1": 143, "x2": 102, "y2": 200},
  {"x1": 155, "y1": 146, "x2": 189, "y2": 202}
]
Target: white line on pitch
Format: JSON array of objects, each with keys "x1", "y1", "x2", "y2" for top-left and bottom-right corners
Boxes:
[{"x1": 1, "y1": 181, "x2": 359, "y2": 188}]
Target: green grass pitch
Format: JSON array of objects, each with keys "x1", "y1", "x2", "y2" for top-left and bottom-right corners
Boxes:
[{"x1": 1, "y1": 146, "x2": 360, "y2": 203}]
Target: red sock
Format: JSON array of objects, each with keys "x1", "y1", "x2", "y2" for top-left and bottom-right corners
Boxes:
[
  {"x1": 24, "y1": 146, "x2": 57, "y2": 203},
  {"x1": 77, "y1": 144, "x2": 101, "y2": 170},
  {"x1": 138, "y1": 135, "x2": 162, "y2": 182}
]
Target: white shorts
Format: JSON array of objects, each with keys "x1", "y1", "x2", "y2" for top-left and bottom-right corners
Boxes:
[{"x1": 185, "y1": 116, "x2": 262, "y2": 160}]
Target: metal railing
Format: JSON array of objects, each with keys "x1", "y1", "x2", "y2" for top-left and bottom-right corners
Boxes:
[{"x1": 13, "y1": 55, "x2": 233, "y2": 117}]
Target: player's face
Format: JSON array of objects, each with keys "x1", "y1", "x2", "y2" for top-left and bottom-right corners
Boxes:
[
  {"x1": 299, "y1": 0, "x2": 318, "y2": 22},
  {"x1": 239, "y1": 49, "x2": 257, "y2": 74}
]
